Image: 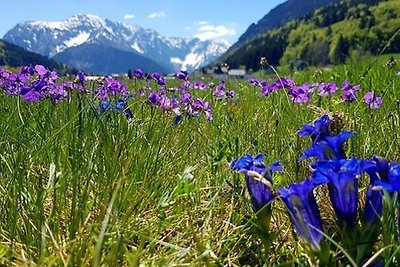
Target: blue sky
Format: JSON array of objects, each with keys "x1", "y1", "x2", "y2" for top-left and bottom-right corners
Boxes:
[{"x1": 0, "y1": 0, "x2": 286, "y2": 44}]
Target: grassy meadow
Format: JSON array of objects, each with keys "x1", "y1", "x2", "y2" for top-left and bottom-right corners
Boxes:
[{"x1": 1, "y1": 56, "x2": 400, "y2": 266}]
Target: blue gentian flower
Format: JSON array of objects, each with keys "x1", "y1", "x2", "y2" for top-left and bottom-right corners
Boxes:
[
  {"x1": 278, "y1": 179, "x2": 323, "y2": 251},
  {"x1": 230, "y1": 154, "x2": 283, "y2": 212},
  {"x1": 311, "y1": 158, "x2": 361, "y2": 226},
  {"x1": 297, "y1": 114, "x2": 331, "y2": 142},
  {"x1": 363, "y1": 156, "x2": 400, "y2": 222},
  {"x1": 300, "y1": 131, "x2": 354, "y2": 161},
  {"x1": 98, "y1": 95, "x2": 133, "y2": 119}
]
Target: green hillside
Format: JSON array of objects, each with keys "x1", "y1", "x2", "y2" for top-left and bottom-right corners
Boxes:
[
  {"x1": 0, "y1": 39, "x2": 75, "y2": 74},
  {"x1": 218, "y1": 0, "x2": 400, "y2": 71}
]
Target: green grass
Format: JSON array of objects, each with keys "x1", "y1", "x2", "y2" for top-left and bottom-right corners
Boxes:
[{"x1": 1, "y1": 60, "x2": 400, "y2": 266}]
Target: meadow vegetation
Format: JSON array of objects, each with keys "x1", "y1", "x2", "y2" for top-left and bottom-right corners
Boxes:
[{"x1": 0, "y1": 55, "x2": 400, "y2": 266}]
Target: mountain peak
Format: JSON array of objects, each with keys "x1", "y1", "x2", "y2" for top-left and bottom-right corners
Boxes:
[
  {"x1": 3, "y1": 14, "x2": 230, "y2": 74},
  {"x1": 68, "y1": 13, "x2": 107, "y2": 28}
]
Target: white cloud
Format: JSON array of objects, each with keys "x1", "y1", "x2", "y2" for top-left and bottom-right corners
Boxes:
[
  {"x1": 194, "y1": 21, "x2": 208, "y2": 26},
  {"x1": 193, "y1": 22, "x2": 236, "y2": 41},
  {"x1": 123, "y1": 14, "x2": 135, "y2": 20},
  {"x1": 148, "y1": 11, "x2": 166, "y2": 19}
]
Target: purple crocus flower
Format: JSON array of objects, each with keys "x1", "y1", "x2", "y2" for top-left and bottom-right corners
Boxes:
[
  {"x1": 363, "y1": 92, "x2": 383, "y2": 109},
  {"x1": 47, "y1": 84, "x2": 68, "y2": 104},
  {"x1": 311, "y1": 158, "x2": 361, "y2": 226},
  {"x1": 278, "y1": 179, "x2": 323, "y2": 251},
  {"x1": 230, "y1": 154, "x2": 283, "y2": 212}
]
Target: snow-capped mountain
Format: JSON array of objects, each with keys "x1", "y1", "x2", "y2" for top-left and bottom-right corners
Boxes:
[{"x1": 3, "y1": 14, "x2": 230, "y2": 73}]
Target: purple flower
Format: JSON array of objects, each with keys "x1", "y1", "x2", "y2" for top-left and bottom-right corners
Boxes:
[
  {"x1": 34, "y1": 65, "x2": 57, "y2": 84},
  {"x1": 20, "y1": 66, "x2": 35, "y2": 76},
  {"x1": 151, "y1": 72, "x2": 166, "y2": 86},
  {"x1": 94, "y1": 77, "x2": 128, "y2": 100},
  {"x1": 227, "y1": 90, "x2": 235, "y2": 98},
  {"x1": 176, "y1": 71, "x2": 189, "y2": 80},
  {"x1": 213, "y1": 81, "x2": 226, "y2": 98},
  {"x1": 180, "y1": 91, "x2": 191, "y2": 104},
  {"x1": 261, "y1": 85, "x2": 272, "y2": 96},
  {"x1": 341, "y1": 90, "x2": 357, "y2": 103},
  {"x1": 148, "y1": 91, "x2": 160, "y2": 105},
  {"x1": 193, "y1": 81, "x2": 208, "y2": 90},
  {"x1": 289, "y1": 85, "x2": 310, "y2": 103},
  {"x1": 275, "y1": 77, "x2": 294, "y2": 89},
  {"x1": 249, "y1": 78, "x2": 260, "y2": 87},
  {"x1": 133, "y1": 68, "x2": 145, "y2": 79},
  {"x1": 341, "y1": 81, "x2": 360, "y2": 102},
  {"x1": 23, "y1": 90, "x2": 44, "y2": 103},
  {"x1": 342, "y1": 81, "x2": 360, "y2": 92},
  {"x1": 278, "y1": 179, "x2": 323, "y2": 251},
  {"x1": 76, "y1": 71, "x2": 86, "y2": 84},
  {"x1": 363, "y1": 92, "x2": 383, "y2": 109},
  {"x1": 318, "y1": 82, "x2": 337, "y2": 97},
  {"x1": 231, "y1": 154, "x2": 283, "y2": 211}
]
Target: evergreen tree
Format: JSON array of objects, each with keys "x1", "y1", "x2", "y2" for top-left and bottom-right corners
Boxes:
[{"x1": 329, "y1": 34, "x2": 348, "y2": 64}]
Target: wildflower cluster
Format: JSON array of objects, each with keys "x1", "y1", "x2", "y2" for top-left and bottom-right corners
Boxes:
[
  {"x1": 142, "y1": 71, "x2": 213, "y2": 123},
  {"x1": 213, "y1": 81, "x2": 235, "y2": 99},
  {"x1": 0, "y1": 66, "x2": 217, "y2": 123},
  {"x1": 0, "y1": 65, "x2": 85, "y2": 104},
  {"x1": 249, "y1": 77, "x2": 383, "y2": 109},
  {"x1": 231, "y1": 115, "x2": 400, "y2": 265}
]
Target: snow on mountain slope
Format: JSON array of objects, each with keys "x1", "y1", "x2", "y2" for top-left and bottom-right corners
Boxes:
[{"x1": 3, "y1": 14, "x2": 230, "y2": 73}]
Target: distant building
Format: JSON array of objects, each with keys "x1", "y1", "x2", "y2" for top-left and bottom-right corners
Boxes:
[
  {"x1": 86, "y1": 75, "x2": 104, "y2": 81},
  {"x1": 228, "y1": 69, "x2": 246, "y2": 77}
]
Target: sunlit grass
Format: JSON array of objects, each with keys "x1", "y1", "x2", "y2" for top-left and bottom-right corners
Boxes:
[{"x1": 1, "y1": 60, "x2": 400, "y2": 266}]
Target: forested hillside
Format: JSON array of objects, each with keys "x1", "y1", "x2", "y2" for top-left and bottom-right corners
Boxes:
[
  {"x1": 0, "y1": 39, "x2": 75, "y2": 74},
  {"x1": 228, "y1": 0, "x2": 341, "y2": 53},
  {"x1": 217, "y1": 0, "x2": 399, "y2": 71}
]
